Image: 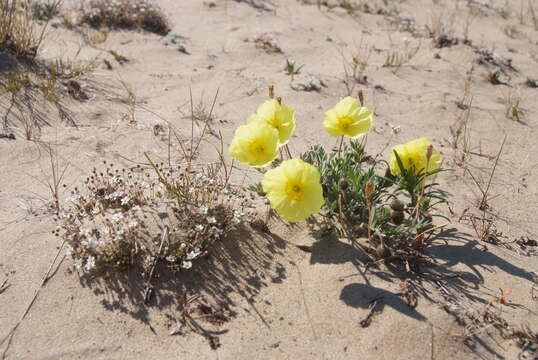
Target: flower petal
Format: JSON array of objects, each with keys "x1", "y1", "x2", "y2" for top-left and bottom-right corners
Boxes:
[
  {"x1": 322, "y1": 109, "x2": 344, "y2": 137},
  {"x1": 334, "y1": 96, "x2": 359, "y2": 116}
]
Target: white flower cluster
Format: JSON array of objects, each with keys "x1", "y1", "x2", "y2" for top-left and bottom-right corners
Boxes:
[
  {"x1": 57, "y1": 159, "x2": 251, "y2": 277},
  {"x1": 86, "y1": 0, "x2": 157, "y2": 19},
  {"x1": 180, "y1": 248, "x2": 203, "y2": 270}
]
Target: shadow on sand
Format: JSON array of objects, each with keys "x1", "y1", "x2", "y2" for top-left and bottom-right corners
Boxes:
[
  {"x1": 308, "y1": 226, "x2": 534, "y2": 359},
  {"x1": 78, "y1": 224, "x2": 288, "y2": 333}
]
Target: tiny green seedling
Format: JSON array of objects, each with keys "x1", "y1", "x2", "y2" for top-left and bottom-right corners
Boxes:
[{"x1": 284, "y1": 59, "x2": 304, "y2": 80}]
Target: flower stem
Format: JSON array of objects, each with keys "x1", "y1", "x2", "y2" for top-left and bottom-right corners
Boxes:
[
  {"x1": 360, "y1": 133, "x2": 369, "y2": 150},
  {"x1": 413, "y1": 148, "x2": 432, "y2": 221},
  {"x1": 284, "y1": 144, "x2": 293, "y2": 159},
  {"x1": 337, "y1": 136, "x2": 344, "y2": 158}
]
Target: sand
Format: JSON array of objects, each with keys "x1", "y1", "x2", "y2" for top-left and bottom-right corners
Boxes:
[{"x1": 1, "y1": 0, "x2": 538, "y2": 359}]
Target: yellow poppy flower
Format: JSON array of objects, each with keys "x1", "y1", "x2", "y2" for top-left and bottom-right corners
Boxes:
[
  {"x1": 248, "y1": 99, "x2": 296, "y2": 144},
  {"x1": 261, "y1": 159, "x2": 325, "y2": 222},
  {"x1": 389, "y1": 137, "x2": 442, "y2": 176},
  {"x1": 323, "y1": 96, "x2": 373, "y2": 138},
  {"x1": 228, "y1": 121, "x2": 279, "y2": 167}
]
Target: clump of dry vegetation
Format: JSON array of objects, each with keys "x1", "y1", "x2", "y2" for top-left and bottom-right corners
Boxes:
[
  {"x1": 0, "y1": 0, "x2": 98, "y2": 139},
  {"x1": 251, "y1": 33, "x2": 282, "y2": 53},
  {"x1": 0, "y1": 0, "x2": 60, "y2": 58},
  {"x1": 55, "y1": 159, "x2": 250, "y2": 275},
  {"x1": 339, "y1": 39, "x2": 371, "y2": 95},
  {"x1": 0, "y1": 54, "x2": 100, "y2": 139},
  {"x1": 383, "y1": 38, "x2": 421, "y2": 73},
  {"x1": 80, "y1": 0, "x2": 171, "y2": 35}
]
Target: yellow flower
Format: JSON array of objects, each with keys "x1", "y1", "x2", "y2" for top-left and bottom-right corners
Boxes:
[
  {"x1": 323, "y1": 96, "x2": 373, "y2": 138},
  {"x1": 389, "y1": 137, "x2": 442, "y2": 176},
  {"x1": 248, "y1": 99, "x2": 296, "y2": 144},
  {"x1": 228, "y1": 121, "x2": 279, "y2": 167},
  {"x1": 261, "y1": 159, "x2": 325, "y2": 222}
]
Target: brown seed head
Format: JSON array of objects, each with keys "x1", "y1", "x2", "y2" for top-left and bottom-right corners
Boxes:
[
  {"x1": 358, "y1": 90, "x2": 364, "y2": 107},
  {"x1": 365, "y1": 181, "x2": 374, "y2": 200},
  {"x1": 426, "y1": 144, "x2": 433, "y2": 161}
]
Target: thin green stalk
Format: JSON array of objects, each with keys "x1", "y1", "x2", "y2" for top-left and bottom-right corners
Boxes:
[
  {"x1": 284, "y1": 144, "x2": 293, "y2": 159},
  {"x1": 337, "y1": 136, "x2": 344, "y2": 158}
]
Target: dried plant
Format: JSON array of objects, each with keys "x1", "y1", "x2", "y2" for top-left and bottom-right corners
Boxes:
[
  {"x1": 450, "y1": 97, "x2": 473, "y2": 165},
  {"x1": 55, "y1": 160, "x2": 249, "y2": 274},
  {"x1": 340, "y1": 39, "x2": 371, "y2": 95},
  {"x1": 81, "y1": 0, "x2": 171, "y2": 35},
  {"x1": 383, "y1": 38, "x2": 420, "y2": 73},
  {"x1": 503, "y1": 24, "x2": 521, "y2": 39},
  {"x1": 501, "y1": 88, "x2": 524, "y2": 123},
  {"x1": 251, "y1": 33, "x2": 282, "y2": 53},
  {"x1": 0, "y1": 0, "x2": 60, "y2": 58}
]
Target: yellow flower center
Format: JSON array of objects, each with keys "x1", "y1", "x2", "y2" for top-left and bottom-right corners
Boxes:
[
  {"x1": 285, "y1": 181, "x2": 303, "y2": 201},
  {"x1": 267, "y1": 117, "x2": 281, "y2": 130},
  {"x1": 338, "y1": 116, "x2": 353, "y2": 131},
  {"x1": 249, "y1": 140, "x2": 265, "y2": 156}
]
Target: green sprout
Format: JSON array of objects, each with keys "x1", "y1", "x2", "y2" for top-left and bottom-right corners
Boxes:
[{"x1": 284, "y1": 59, "x2": 304, "y2": 80}]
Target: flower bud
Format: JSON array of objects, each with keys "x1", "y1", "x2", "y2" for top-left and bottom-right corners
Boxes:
[
  {"x1": 358, "y1": 90, "x2": 364, "y2": 107},
  {"x1": 426, "y1": 144, "x2": 433, "y2": 161},
  {"x1": 376, "y1": 243, "x2": 390, "y2": 259},
  {"x1": 390, "y1": 199, "x2": 405, "y2": 211},
  {"x1": 391, "y1": 210, "x2": 405, "y2": 225}
]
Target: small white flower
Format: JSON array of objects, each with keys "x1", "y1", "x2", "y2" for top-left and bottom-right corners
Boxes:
[
  {"x1": 92, "y1": 203, "x2": 102, "y2": 215},
  {"x1": 210, "y1": 226, "x2": 224, "y2": 235},
  {"x1": 234, "y1": 209, "x2": 244, "y2": 216},
  {"x1": 181, "y1": 260, "x2": 192, "y2": 269},
  {"x1": 121, "y1": 196, "x2": 131, "y2": 205},
  {"x1": 107, "y1": 212, "x2": 123, "y2": 223},
  {"x1": 186, "y1": 249, "x2": 201, "y2": 260},
  {"x1": 166, "y1": 255, "x2": 177, "y2": 262},
  {"x1": 195, "y1": 224, "x2": 204, "y2": 232},
  {"x1": 128, "y1": 220, "x2": 138, "y2": 228},
  {"x1": 207, "y1": 216, "x2": 217, "y2": 224},
  {"x1": 65, "y1": 245, "x2": 73, "y2": 257},
  {"x1": 84, "y1": 256, "x2": 96, "y2": 272},
  {"x1": 131, "y1": 205, "x2": 141, "y2": 212},
  {"x1": 74, "y1": 258, "x2": 83, "y2": 270},
  {"x1": 199, "y1": 205, "x2": 208, "y2": 215},
  {"x1": 67, "y1": 194, "x2": 81, "y2": 202},
  {"x1": 144, "y1": 255, "x2": 155, "y2": 266},
  {"x1": 114, "y1": 228, "x2": 125, "y2": 241}
]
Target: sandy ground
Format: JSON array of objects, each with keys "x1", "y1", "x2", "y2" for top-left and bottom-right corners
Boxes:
[{"x1": 1, "y1": 0, "x2": 538, "y2": 359}]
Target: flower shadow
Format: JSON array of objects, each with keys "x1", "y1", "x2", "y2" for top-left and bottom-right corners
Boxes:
[
  {"x1": 340, "y1": 283, "x2": 427, "y2": 321},
  {"x1": 428, "y1": 235, "x2": 534, "y2": 284}
]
